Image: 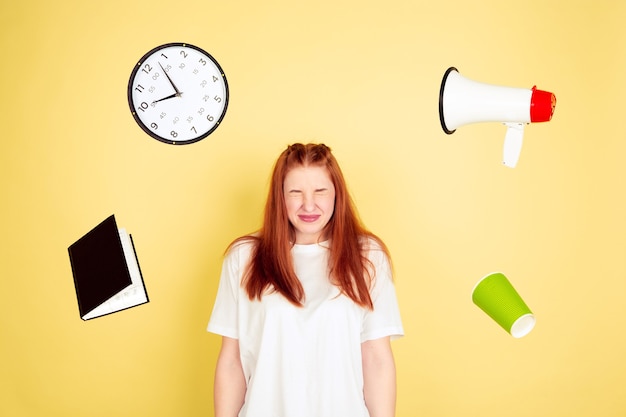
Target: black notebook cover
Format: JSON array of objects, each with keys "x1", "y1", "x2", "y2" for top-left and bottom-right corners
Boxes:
[{"x1": 68, "y1": 215, "x2": 145, "y2": 319}]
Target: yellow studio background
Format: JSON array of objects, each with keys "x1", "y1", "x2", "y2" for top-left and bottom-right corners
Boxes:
[{"x1": 1, "y1": 0, "x2": 625, "y2": 416}]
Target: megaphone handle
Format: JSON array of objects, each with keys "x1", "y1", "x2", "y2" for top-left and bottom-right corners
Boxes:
[{"x1": 503, "y1": 123, "x2": 525, "y2": 168}]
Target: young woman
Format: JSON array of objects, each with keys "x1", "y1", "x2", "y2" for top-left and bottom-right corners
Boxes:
[{"x1": 208, "y1": 143, "x2": 404, "y2": 417}]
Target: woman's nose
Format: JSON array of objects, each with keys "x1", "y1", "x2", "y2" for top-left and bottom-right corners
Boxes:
[{"x1": 302, "y1": 193, "x2": 316, "y2": 211}]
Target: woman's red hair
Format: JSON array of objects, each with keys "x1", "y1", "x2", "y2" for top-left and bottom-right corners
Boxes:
[{"x1": 229, "y1": 143, "x2": 390, "y2": 310}]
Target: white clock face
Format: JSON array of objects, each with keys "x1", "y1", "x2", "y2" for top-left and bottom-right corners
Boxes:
[{"x1": 128, "y1": 43, "x2": 229, "y2": 145}]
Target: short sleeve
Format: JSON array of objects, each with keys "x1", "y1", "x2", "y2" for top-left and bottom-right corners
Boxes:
[
  {"x1": 361, "y1": 248, "x2": 404, "y2": 342},
  {"x1": 207, "y1": 243, "x2": 247, "y2": 339}
]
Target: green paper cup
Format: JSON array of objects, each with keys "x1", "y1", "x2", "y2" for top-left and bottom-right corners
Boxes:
[{"x1": 472, "y1": 272, "x2": 535, "y2": 338}]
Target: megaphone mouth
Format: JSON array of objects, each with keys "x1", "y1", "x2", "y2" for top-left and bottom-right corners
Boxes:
[{"x1": 439, "y1": 67, "x2": 458, "y2": 134}]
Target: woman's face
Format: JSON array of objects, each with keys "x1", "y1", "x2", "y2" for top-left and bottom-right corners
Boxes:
[{"x1": 283, "y1": 165, "x2": 336, "y2": 244}]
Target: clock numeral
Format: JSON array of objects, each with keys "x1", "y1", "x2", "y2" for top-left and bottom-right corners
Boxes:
[
  {"x1": 207, "y1": 115, "x2": 215, "y2": 122},
  {"x1": 171, "y1": 131, "x2": 178, "y2": 138},
  {"x1": 135, "y1": 84, "x2": 145, "y2": 93},
  {"x1": 152, "y1": 72, "x2": 160, "y2": 81},
  {"x1": 141, "y1": 63, "x2": 153, "y2": 74},
  {"x1": 150, "y1": 122, "x2": 158, "y2": 130},
  {"x1": 214, "y1": 95, "x2": 222, "y2": 103},
  {"x1": 198, "y1": 107, "x2": 205, "y2": 115},
  {"x1": 138, "y1": 102, "x2": 149, "y2": 112},
  {"x1": 160, "y1": 52, "x2": 169, "y2": 59},
  {"x1": 198, "y1": 58, "x2": 207, "y2": 66},
  {"x1": 187, "y1": 116, "x2": 193, "y2": 123},
  {"x1": 179, "y1": 63, "x2": 186, "y2": 70},
  {"x1": 200, "y1": 80, "x2": 207, "y2": 88},
  {"x1": 180, "y1": 50, "x2": 188, "y2": 59},
  {"x1": 212, "y1": 75, "x2": 219, "y2": 83},
  {"x1": 173, "y1": 117, "x2": 180, "y2": 125},
  {"x1": 160, "y1": 112, "x2": 167, "y2": 119},
  {"x1": 191, "y1": 126, "x2": 197, "y2": 134}
]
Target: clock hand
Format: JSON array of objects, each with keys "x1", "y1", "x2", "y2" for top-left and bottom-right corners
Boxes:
[
  {"x1": 152, "y1": 92, "x2": 181, "y2": 104},
  {"x1": 159, "y1": 62, "x2": 182, "y2": 96}
]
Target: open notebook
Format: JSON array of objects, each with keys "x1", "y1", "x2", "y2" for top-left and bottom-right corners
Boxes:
[{"x1": 68, "y1": 214, "x2": 149, "y2": 320}]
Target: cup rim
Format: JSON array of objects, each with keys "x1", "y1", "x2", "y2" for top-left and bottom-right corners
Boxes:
[{"x1": 510, "y1": 313, "x2": 536, "y2": 338}]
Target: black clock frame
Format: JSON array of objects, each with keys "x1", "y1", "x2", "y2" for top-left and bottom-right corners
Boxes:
[{"x1": 127, "y1": 42, "x2": 229, "y2": 145}]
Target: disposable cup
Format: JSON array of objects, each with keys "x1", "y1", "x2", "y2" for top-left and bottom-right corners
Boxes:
[{"x1": 472, "y1": 272, "x2": 535, "y2": 338}]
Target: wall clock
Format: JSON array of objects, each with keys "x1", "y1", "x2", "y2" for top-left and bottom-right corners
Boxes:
[{"x1": 127, "y1": 42, "x2": 229, "y2": 145}]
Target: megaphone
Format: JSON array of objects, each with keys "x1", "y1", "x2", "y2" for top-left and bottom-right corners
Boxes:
[{"x1": 438, "y1": 67, "x2": 556, "y2": 168}]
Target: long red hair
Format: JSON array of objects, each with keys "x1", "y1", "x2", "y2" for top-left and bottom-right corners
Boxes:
[{"x1": 229, "y1": 143, "x2": 390, "y2": 310}]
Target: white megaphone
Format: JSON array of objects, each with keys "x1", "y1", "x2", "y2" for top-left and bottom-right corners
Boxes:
[{"x1": 438, "y1": 67, "x2": 556, "y2": 168}]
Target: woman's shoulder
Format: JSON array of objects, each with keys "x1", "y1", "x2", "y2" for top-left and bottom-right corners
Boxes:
[
  {"x1": 225, "y1": 235, "x2": 259, "y2": 259},
  {"x1": 360, "y1": 234, "x2": 387, "y2": 252},
  {"x1": 359, "y1": 234, "x2": 391, "y2": 263}
]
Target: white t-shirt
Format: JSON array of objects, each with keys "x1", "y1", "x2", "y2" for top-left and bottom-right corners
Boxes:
[{"x1": 207, "y1": 238, "x2": 404, "y2": 417}]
